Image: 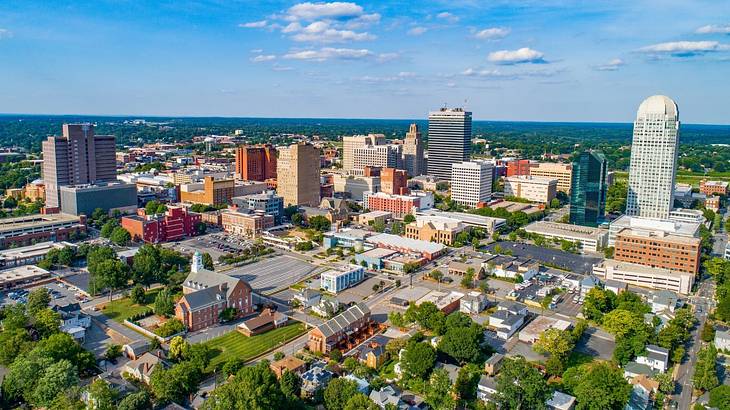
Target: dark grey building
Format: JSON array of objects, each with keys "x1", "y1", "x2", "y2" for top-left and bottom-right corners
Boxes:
[
  {"x1": 569, "y1": 151, "x2": 607, "y2": 227},
  {"x1": 232, "y1": 191, "x2": 284, "y2": 224},
  {"x1": 60, "y1": 183, "x2": 138, "y2": 216},
  {"x1": 427, "y1": 108, "x2": 472, "y2": 180}
]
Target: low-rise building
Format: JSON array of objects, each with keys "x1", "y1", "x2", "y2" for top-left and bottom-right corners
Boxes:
[
  {"x1": 460, "y1": 291, "x2": 488, "y2": 315},
  {"x1": 593, "y1": 259, "x2": 694, "y2": 295},
  {"x1": 232, "y1": 191, "x2": 284, "y2": 224},
  {"x1": 700, "y1": 179, "x2": 729, "y2": 196},
  {"x1": 323, "y1": 228, "x2": 371, "y2": 250},
  {"x1": 715, "y1": 328, "x2": 730, "y2": 351},
  {"x1": 547, "y1": 391, "x2": 577, "y2": 410},
  {"x1": 518, "y1": 315, "x2": 572, "y2": 344},
  {"x1": 608, "y1": 215, "x2": 700, "y2": 247},
  {"x1": 59, "y1": 182, "x2": 138, "y2": 216},
  {"x1": 122, "y1": 351, "x2": 167, "y2": 384},
  {"x1": 301, "y1": 364, "x2": 333, "y2": 397},
  {"x1": 355, "y1": 248, "x2": 398, "y2": 270},
  {"x1": 529, "y1": 162, "x2": 573, "y2": 194},
  {"x1": 121, "y1": 206, "x2": 201, "y2": 243},
  {"x1": 0, "y1": 241, "x2": 75, "y2": 268},
  {"x1": 366, "y1": 233, "x2": 445, "y2": 260},
  {"x1": 220, "y1": 209, "x2": 275, "y2": 238},
  {"x1": 307, "y1": 303, "x2": 374, "y2": 353},
  {"x1": 362, "y1": 191, "x2": 433, "y2": 218},
  {"x1": 483, "y1": 255, "x2": 539, "y2": 281},
  {"x1": 270, "y1": 356, "x2": 306, "y2": 379},
  {"x1": 614, "y1": 226, "x2": 701, "y2": 274},
  {"x1": 0, "y1": 265, "x2": 51, "y2": 289},
  {"x1": 0, "y1": 213, "x2": 86, "y2": 249},
  {"x1": 415, "y1": 209, "x2": 506, "y2": 234},
  {"x1": 448, "y1": 260, "x2": 485, "y2": 277},
  {"x1": 415, "y1": 290, "x2": 465, "y2": 314},
  {"x1": 484, "y1": 353, "x2": 503, "y2": 376},
  {"x1": 635, "y1": 345, "x2": 669, "y2": 373},
  {"x1": 320, "y1": 265, "x2": 365, "y2": 294},
  {"x1": 489, "y1": 303, "x2": 527, "y2": 340},
  {"x1": 292, "y1": 289, "x2": 322, "y2": 308},
  {"x1": 404, "y1": 215, "x2": 467, "y2": 245},
  {"x1": 503, "y1": 175, "x2": 558, "y2": 204},
  {"x1": 650, "y1": 290, "x2": 679, "y2": 313},
  {"x1": 523, "y1": 221, "x2": 608, "y2": 253},
  {"x1": 332, "y1": 174, "x2": 380, "y2": 201},
  {"x1": 356, "y1": 210, "x2": 392, "y2": 226},
  {"x1": 477, "y1": 375, "x2": 498, "y2": 402},
  {"x1": 237, "y1": 308, "x2": 288, "y2": 336}
]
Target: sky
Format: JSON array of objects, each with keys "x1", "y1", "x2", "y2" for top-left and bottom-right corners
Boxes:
[{"x1": 1, "y1": 1, "x2": 729, "y2": 124}]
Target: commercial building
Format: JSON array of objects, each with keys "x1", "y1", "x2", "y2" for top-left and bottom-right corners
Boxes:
[
  {"x1": 404, "y1": 215, "x2": 467, "y2": 245},
  {"x1": 416, "y1": 209, "x2": 506, "y2": 233},
  {"x1": 0, "y1": 213, "x2": 86, "y2": 249},
  {"x1": 366, "y1": 233, "x2": 446, "y2": 260},
  {"x1": 332, "y1": 174, "x2": 380, "y2": 201},
  {"x1": 506, "y1": 159, "x2": 532, "y2": 177},
  {"x1": 569, "y1": 151, "x2": 607, "y2": 227},
  {"x1": 232, "y1": 191, "x2": 284, "y2": 224},
  {"x1": 42, "y1": 124, "x2": 117, "y2": 211},
  {"x1": 380, "y1": 168, "x2": 409, "y2": 195},
  {"x1": 323, "y1": 229, "x2": 371, "y2": 250},
  {"x1": 121, "y1": 206, "x2": 201, "y2": 243},
  {"x1": 674, "y1": 184, "x2": 694, "y2": 208},
  {"x1": 180, "y1": 177, "x2": 236, "y2": 206},
  {"x1": 608, "y1": 215, "x2": 700, "y2": 247},
  {"x1": 503, "y1": 175, "x2": 558, "y2": 204},
  {"x1": 402, "y1": 123, "x2": 425, "y2": 177},
  {"x1": 614, "y1": 226, "x2": 701, "y2": 274},
  {"x1": 700, "y1": 179, "x2": 729, "y2": 196},
  {"x1": 342, "y1": 134, "x2": 385, "y2": 172},
  {"x1": 518, "y1": 316, "x2": 572, "y2": 344},
  {"x1": 277, "y1": 143, "x2": 321, "y2": 207},
  {"x1": 593, "y1": 259, "x2": 694, "y2": 295},
  {"x1": 234, "y1": 144, "x2": 277, "y2": 182},
  {"x1": 307, "y1": 303, "x2": 374, "y2": 353},
  {"x1": 668, "y1": 208, "x2": 706, "y2": 224},
  {"x1": 529, "y1": 162, "x2": 573, "y2": 194},
  {"x1": 0, "y1": 265, "x2": 51, "y2": 289},
  {"x1": 626, "y1": 95, "x2": 680, "y2": 220},
  {"x1": 59, "y1": 183, "x2": 137, "y2": 216},
  {"x1": 0, "y1": 241, "x2": 75, "y2": 268},
  {"x1": 175, "y1": 252, "x2": 254, "y2": 331},
  {"x1": 356, "y1": 210, "x2": 392, "y2": 226},
  {"x1": 353, "y1": 144, "x2": 402, "y2": 171},
  {"x1": 427, "y1": 108, "x2": 472, "y2": 180},
  {"x1": 362, "y1": 191, "x2": 434, "y2": 218},
  {"x1": 320, "y1": 265, "x2": 366, "y2": 294},
  {"x1": 451, "y1": 160, "x2": 493, "y2": 207},
  {"x1": 220, "y1": 209, "x2": 275, "y2": 238},
  {"x1": 523, "y1": 221, "x2": 608, "y2": 253}
]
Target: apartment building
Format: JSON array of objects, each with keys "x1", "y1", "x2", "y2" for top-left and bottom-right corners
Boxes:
[
  {"x1": 363, "y1": 191, "x2": 434, "y2": 218},
  {"x1": 221, "y1": 209, "x2": 275, "y2": 238},
  {"x1": 308, "y1": 303, "x2": 374, "y2": 353},
  {"x1": 503, "y1": 175, "x2": 558, "y2": 204},
  {"x1": 529, "y1": 162, "x2": 573, "y2": 193},
  {"x1": 234, "y1": 144, "x2": 277, "y2": 181},
  {"x1": 121, "y1": 206, "x2": 201, "y2": 243},
  {"x1": 614, "y1": 228, "x2": 701, "y2": 274},
  {"x1": 353, "y1": 144, "x2": 402, "y2": 171},
  {"x1": 342, "y1": 134, "x2": 385, "y2": 171},
  {"x1": 404, "y1": 215, "x2": 467, "y2": 245}
]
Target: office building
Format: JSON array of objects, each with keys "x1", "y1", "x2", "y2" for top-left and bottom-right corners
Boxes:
[
  {"x1": 506, "y1": 159, "x2": 532, "y2": 177},
  {"x1": 0, "y1": 241, "x2": 75, "y2": 269},
  {"x1": 614, "y1": 226, "x2": 701, "y2": 274},
  {"x1": 402, "y1": 123, "x2": 425, "y2": 177},
  {"x1": 363, "y1": 191, "x2": 434, "y2": 218},
  {"x1": 529, "y1": 163, "x2": 573, "y2": 194},
  {"x1": 427, "y1": 108, "x2": 472, "y2": 180},
  {"x1": 221, "y1": 209, "x2": 275, "y2": 238},
  {"x1": 523, "y1": 221, "x2": 608, "y2": 253},
  {"x1": 180, "y1": 176, "x2": 235, "y2": 206},
  {"x1": 121, "y1": 206, "x2": 201, "y2": 243},
  {"x1": 59, "y1": 183, "x2": 138, "y2": 216},
  {"x1": 232, "y1": 191, "x2": 284, "y2": 224},
  {"x1": 42, "y1": 124, "x2": 117, "y2": 211},
  {"x1": 608, "y1": 215, "x2": 700, "y2": 247},
  {"x1": 503, "y1": 175, "x2": 558, "y2": 203},
  {"x1": 381, "y1": 168, "x2": 409, "y2": 195},
  {"x1": 332, "y1": 174, "x2": 380, "y2": 201},
  {"x1": 451, "y1": 160, "x2": 493, "y2": 207},
  {"x1": 0, "y1": 213, "x2": 86, "y2": 249},
  {"x1": 569, "y1": 151, "x2": 607, "y2": 227},
  {"x1": 353, "y1": 144, "x2": 402, "y2": 171},
  {"x1": 277, "y1": 143, "x2": 321, "y2": 207},
  {"x1": 700, "y1": 179, "x2": 728, "y2": 196},
  {"x1": 0, "y1": 265, "x2": 52, "y2": 289},
  {"x1": 416, "y1": 209, "x2": 506, "y2": 234},
  {"x1": 626, "y1": 95, "x2": 680, "y2": 220},
  {"x1": 593, "y1": 259, "x2": 694, "y2": 295},
  {"x1": 234, "y1": 144, "x2": 277, "y2": 182},
  {"x1": 404, "y1": 215, "x2": 467, "y2": 245},
  {"x1": 343, "y1": 134, "x2": 385, "y2": 171},
  {"x1": 320, "y1": 265, "x2": 366, "y2": 294},
  {"x1": 366, "y1": 233, "x2": 446, "y2": 260}
]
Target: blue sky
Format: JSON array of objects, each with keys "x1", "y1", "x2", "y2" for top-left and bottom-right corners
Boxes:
[{"x1": 1, "y1": 1, "x2": 729, "y2": 123}]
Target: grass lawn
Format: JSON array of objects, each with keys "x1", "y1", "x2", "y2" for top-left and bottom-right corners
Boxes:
[
  {"x1": 565, "y1": 350, "x2": 594, "y2": 369},
  {"x1": 203, "y1": 322, "x2": 307, "y2": 373},
  {"x1": 101, "y1": 288, "x2": 163, "y2": 322}
]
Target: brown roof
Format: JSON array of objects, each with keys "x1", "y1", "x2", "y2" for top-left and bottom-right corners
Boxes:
[
  {"x1": 239, "y1": 309, "x2": 285, "y2": 332},
  {"x1": 271, "y1": 356, "x2": 306, "y2": 372}
]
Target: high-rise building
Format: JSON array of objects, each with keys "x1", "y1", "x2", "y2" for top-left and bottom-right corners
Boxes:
[
  {"x1": 381, "y1": 168, "x2": 409, "y2": 195},
  {"x1": 427, "y1": 108, "x2": 472, "y2": 180},
  {"x1": 626, "y1": 95, "x2": 680, "y2": 220},
  {"x1": 342, "y1": 134, "x2": 385, "y2": 171},
  {"x1": 569, "y1": 151, "x2": 607, "y2": 227},
  {"x1": 402, "y1": 123, "x2": 425, "y2": 177},
  {"x1": 234, "y1": 144, "x2": 277, "y2": 181},
  {"x1": 42, "y1": 124, "x2": 117, "y2": 211},
  {"x1": 451, "y1": 160, "x2": 493, "y2": 207},
  {"x1": 277, "y1": 143, "x2": 321, "y2": 207},
  {"x1": 353, "y1": 144, "x2": 401, "y2": 171}
]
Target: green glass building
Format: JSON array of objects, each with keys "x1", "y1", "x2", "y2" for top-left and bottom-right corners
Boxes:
[{"x1": 569, "y1": 151, "x2": 607, "y2": 227}]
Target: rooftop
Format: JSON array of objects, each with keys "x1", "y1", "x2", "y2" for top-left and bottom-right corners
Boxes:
[
  {"x1": 597, "y1": 259, "x2": 694, "y2": 280},
  {"x1": 0, "y1": 265, "x2": 50, "y2": 285},
  {"x1": 524, "y1": 221, "x2": 607, "y2": 240},
  {"x1": 0, "y1": 213, "x2": 82, "y2": 234},
  {"x1": 367, "y1": 233, "x2": 445, "y2": 254},
  {"x1": 610, "y1": 215, "x2": 700, "y2": 238},
  {"x1": 314, "y1": 303, "x2": 370, "y2": 338}
]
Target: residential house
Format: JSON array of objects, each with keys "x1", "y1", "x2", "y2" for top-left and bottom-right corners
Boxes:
[
  {"x1": 623, "y1": 362, "x2": 656, "y2": 379},
  {"x1": 484, "y1": 353, "x2": 503, "y2": 376},
  {"x1": 477, "y1": 375, "x2": 498, "y2": 402},
  {"x1": 650, "y1": 290, "x2": 679, "y2": 314},
  {"x1": 370, "y1": 385, "x2": 407, "y2": 409},
  {"x1": 604, "y1": 279, "x2": 627, "y2": 295},
  {"x1": 625, "y1": 385, "x2": 652, "y2": 410},
  {"x1": 460, "y1": 291, "x2": 488, "y2": 315},
  {"x1": 237, "y1": 308, "x2": 288, "y2": 336},
  {"x1": 489, "y1": 309, "x2": 525, "y2": 340},
  {"x1": 301, "y1": 364, "x2": 333, "y2": 397},
  {"x1": 313, "y1": 297, "x2": 340, "y2": 318},
  {"x1": 123, "y1": 340, "x2": 151, "y2": 360},
  {"x1": 270, "y1": 356, "x2": 307, "y2": 379},
  {"x1": 292, "y1": 288, "x2": 322, "y2": 308},
  {"x1": 356, "y1": 335, "x2": 390, "y2": 369},
  {"x1": 715, "y1": 328, "x2": 730, "y2": 351},
  {"x1": 580, "y1": 275, "x2": 601, "y2": 298},
  {"x1": 54, "y1": 302, "x2": 91, "y2": 343},
  {"x1": 484, "y1": 255, "x2": 539, "y2": 280},
  {"x1": 123, "y1": 351, "x2": 167, "y2": 384},
  {"x1": 636, "y1": 345, "x2": 669, "y2": 373},
  {"x1": 343, "y1": 374, "x2": 370, "y2": 394},
  {"x1": 547, "y1": 391, "x2": 576, "y2": 410}
]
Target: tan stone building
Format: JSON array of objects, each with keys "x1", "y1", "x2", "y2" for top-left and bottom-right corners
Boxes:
[
  {"x1": 221, "y1": 209, "x2": 275, "y2": 238},
  {"x1": 277, "y1": 143, "x2": 321, "y2": 207},
  {"x1": 529, "y1": 162, "x2": 573, "y2": 194},
  {"x1": 614, "y1": 228, "x2": 701, "y2": 274},
  {"x1": 342, "y1": 134, "x2": 385, "y2": 171},
  {"x1": 503, "y1": 175, "x2": 558, "y2": 204},
  {"x1": 180, "y1": 176, "x2": 235, "y2": 206},
  {"x1": 404, "y1": 215, "x2": 467, "y2": 245}
]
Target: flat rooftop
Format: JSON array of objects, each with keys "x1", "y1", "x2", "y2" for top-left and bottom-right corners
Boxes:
[
  {"x1": 416, "y1": 209, "x2": 506, "y2": 228},
  {"x1": 0, "y1": 265, "x2": 51, "y2": 286},
  {"x1": 0, "y1": 241, "x2": 74, "y2": 260},
  {"x1": 359, "y1": 248, "x2": 398, "y2": 258},
  {"x1": 0, "y1": 213, "x2": 81, "y2": 234},
  {"x1": 596, "y1": 259, "x2": 694, "y2": 279},
  {"x1": 610, "y1": 215, "x2": 699, "y2": 238},
  {"x1": 367, "y1": 233, "x2": 445, "y2": 254},
  {"x1": 524, "y1": 221, "x2": 607, "y2": 240}
]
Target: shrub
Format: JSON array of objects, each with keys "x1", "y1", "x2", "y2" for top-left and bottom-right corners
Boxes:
[{"x1": 155, "y1": 318, "x2": 185, "y2": 337}]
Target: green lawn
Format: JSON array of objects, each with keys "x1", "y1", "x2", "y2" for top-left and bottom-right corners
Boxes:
[
  {"x1": 101, "y1": 288, "x2": 163, "y2": 322},
  {"x1": 203, "y1": 322, "x2": 307, "y2": 372}
]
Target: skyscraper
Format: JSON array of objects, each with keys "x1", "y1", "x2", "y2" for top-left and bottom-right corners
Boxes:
[
  {"x1": 342, "y1": 134, "x2": 385, "y2": 171},
  {"x1": 277, "y1": 142, "x2": 321, "y2": 207},
  {"x1": 234, "y1": 144, "x2": 277, "y2": 181},
  {"x1": 427, "y1": 108, "x2": 472, "y2": 180},
  {"x1": 402, "y1": 123, "x2": 425, "y2": 177},
  {"x1": 569, "y1": 151, "x2": 607, "y2": 227},
  {"x1": 626, "y1": 95, "x2": 680, "y2": 220},
  {"x1": 42, "y1": 124, "x2": 117, "y2": 211},
  {"x1": 451, "y1": 160, "x2": 493, "y2": 207}
]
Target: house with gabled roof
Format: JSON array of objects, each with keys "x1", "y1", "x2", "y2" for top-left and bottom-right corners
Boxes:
[{"x1": 307, "y1": 303, "x2": 374, "y2": 354}]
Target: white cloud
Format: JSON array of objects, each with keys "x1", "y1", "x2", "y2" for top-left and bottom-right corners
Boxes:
[
  {"x1": 407, "y1": 26, "x2": 427, "y2": 36},
  {"x1": 488, "y1": 47, "x2": 546, "y2": 64},
  {"x1": 250, "y1": 48, "x2": 264, "y2": 53},
  {"x1": 398, "y1": 71, "x2": 416, "y2": 77},
  {"x1": 376, "y1": 52, "x2": 399, "y2": 63},
  {"x1": 282, "y1": 22, "x2": 303, "y2": 33},
  {"x1": 461, "y1": 66, "x2": 563, "y2": 80},
  {"x1": 0, "y1": 28, "x2": 14, "y2": 39},
  {"x1": 289, "y1": 21, "x2": 375, "y2": 43},
  {"x1": 251, "y1": 54, "x2": 276, "y2": 62},
  {"x1": 436, "y1": 12, "x2": 459, "y2": 24},
  {"x1": 473, "y1": 27, "x2": 510, "y2": 40},
  {"x1": 639, "y1": 41, "x2": 730, "y2": 56},
  {"x1": 283, "y1": 47, "x2": 373, "y2": 61},
  {"x1": 286, "y1": 2, "x2": 364, "y2": 21},
  {"x1": 272, "y1": 64, "x2": 294, "y2": 71},
  {"x1": 696, "y1": 24, "x2": 730, "y2": 34},
  {"x1": 239, "y1": 20, "x2": 268, "y2": 28},
  {"x1": 593, "y1": 58, "x2": 624, "y2": 71}
]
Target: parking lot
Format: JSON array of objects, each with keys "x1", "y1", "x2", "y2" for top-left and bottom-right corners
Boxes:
[
  {"x1": 223, "y1": 255, "x2": 318, "y2": 295},
  {"x1": 336, "y1": 276, "x2": 386, "y2": 305},
  {"x1": 165, "y1": 233, "x2": 252, "y2": 261},
  {"x1": 486, "y1": 242, "x2": 603, "y2": 274},
  {"x1": 2, "y1": 280, "x2": 87, "y2": 307}
]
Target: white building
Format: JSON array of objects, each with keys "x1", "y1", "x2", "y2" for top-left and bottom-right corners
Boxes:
[
  {"x1": 523, "y1": 221, "x2": 608, "y2": 253},
  {"x1": 503, "y1": 175, "x2": 558, "y2": 204},
  {"x1": 608, "y1": 215, "x2": 700, "y2": 247},
  {"x1": 460, "y1": 291, "x2": 488, "y2": 315},
  {"x1": 353, "y1": 144, "x2": 402, "y2": 171},
  {"x1": 715, "y1": 329, "x2": 730, "y2": 351},
  {"x1": 342, "y1": 134, "x2": 385, "y2": 172},
  {"x1": 636, "y1": 345, "x2": 670, "y2": 373},
  {"x1": 489, "y1": 301, "x2": 528, "y2": 340},
  {"x1": 593, "y1": 259, "x2": 694, "y2": 295},
  {"x1": 626, "y1": 95, "x2": 680, "y2": 220},
  {"x1": 320, "y1": 265, "x2": 365, "y2": 294},
  {"x1": 450, "y1": 160, "x2": 493, "y2": 207},
  {"x1": 668, "y1": 208, "x2": 705, "y2": 224}
]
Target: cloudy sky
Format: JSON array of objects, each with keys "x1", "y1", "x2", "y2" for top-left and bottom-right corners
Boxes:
[{"x1": 1, "y1": 1, "x2": 729, "y2": 123}]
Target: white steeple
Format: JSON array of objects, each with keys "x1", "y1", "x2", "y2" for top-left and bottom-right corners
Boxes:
[{"x1": 191, "y1": 251, "x2": 203, "y2": 273}]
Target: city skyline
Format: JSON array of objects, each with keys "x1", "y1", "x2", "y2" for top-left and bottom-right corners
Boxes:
[{"x1": 1, "y1": 1, "x2": 729, "y2": 124}]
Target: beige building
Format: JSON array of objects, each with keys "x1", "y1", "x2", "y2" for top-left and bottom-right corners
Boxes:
[
  {"x1": 180, "y1": 176, "x2": 235, "y2": 206},
  {"x1": 593, "y1": 259, "x2": 694, "y2": 295},
  {"x1": 332, "y1": 174, "x2": 380, "y2": 201},
  {"x1": 221, "y1": 209, "x2": 275, "y2": 238},
  {"x1": 402, "y1": 123, "x2": 425, "y2": 177},
  {"x1": 405, "y1": 215, "x2": 467, "y2": 245},
  {"x1": 523, "y1": 221, "x2": 608, "y2": 253},
  {"x1": 503, "y1": 175, "x2": 558, "y2": 204},
  {"x1": 342, "y1": 134, "x2": 385, "y2": 171},
  {"x1": 277, "y1": 143, "x2": 321, "y2": 207},
  {"x1": 353, "y1": 144, "x2": 401, "y2": 171},
  {"x1": 529, "y1": 162, "x2": 573, "y2": 193}
]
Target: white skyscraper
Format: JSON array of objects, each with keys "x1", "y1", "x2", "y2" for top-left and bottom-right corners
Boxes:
[
  {"x1": 626, "y1": 95, "x2": 680, "y2": 220},
  {"x1": 451, "y1": 160, "x2": 493, "y2": 207}
]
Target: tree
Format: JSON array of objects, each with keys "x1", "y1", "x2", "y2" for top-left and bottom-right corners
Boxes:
[
  {"x1": 581, "y1": 288, "x2": 615, "y2": 321},
  {"x1": 90, "y1": 258, "x2": 130, "y2": 301},
  {"x1": 702, "y1": 322, "x2": 716, "y2": 343},
  {"x1": 404, "y1": 214, "x2": 416, "y2": 223},
  {"x1": 154, "y1": 288, "x2": 175, "y2": 316},
  {"x1": 709, "y1": 385, "x2": 730, "y2": 409},
  {"x1": 86, "y1": 378, "x2": 118, "y2": 410},
  {"x1": 426, "y1": 368, "x2": 456, "y2": 410},
  {"x1": 33, "y1": 308, "x2": 61, "y2": 338},
  {"x1": 145, "y1": 200, "x2": 166, "y2": 215},
  {"x1": 494, "y1": 357, "x2": 551, "y2": 410},
  {"x1": 550, "y1": 198, "x2": 560, "y2": 209},
  {"x1": 117, "y1": 391, "x2": 152, "y2": 410},
  {"x1": 324, "y1": 378, "x2": 360, "y2": 410},
  {"x1": 280, "y1": 369, "x2": 302, "y2": 400},
  {"x1": 439, "y1": 326, "x2": 483, "y2": 364},
  {"x1": 132, "y1": 244, "x2": 161, "y2": 287},
  {"x1": 330, "y1": 348, "x2": 343, "y2": 363},
  {"x1": 130, "y1": 284, "x2": 146, "y2": 304},
  {"x1": 110, "y1": 226, "x2": 131, "y2": 245},
  {"x1": 453, "y1": 363, "x2": 481, "y2": 401},
  {"x1": 401, "y1": 342, "x2": 437, "y2": 380},
  {"x1": 32, "y1": 359, "x2": 79, "y2": 408},
  {"x1": 169, "y1": 336, "x2": 191, "y2": 361},
  {"x1": 654, "y1": 372, "x2": 675, "y2": 395},
  {"x1": 533, "y1": 329, "x2": 574, "y2": 376},
  {"x1": 693, "y1": 344, "x2": 719, "y2": 391},
  {"x1": 150, "y1": 361, "x2": 202, "y2": 404},
  {"x1": 223, "y1": 357, "x2": 246, "y2": 376},
  {"x1": 202, "y1": 252, "x2": 214, "y2": 270},
  {"x1": 3, "y1": 355, "x2": 54, "y2": 403},
  {"x1": 429, "y1": 269, "x2": 443, "y2": 283},
  {"x1": 104, "y1": 343, "x2": 123, "y2": 361},
  {"x1": 344, "y1": 393, "x2": 379, "y2": 410},
  {"x1": 100, "y1": 220, "x2": 118, "y2": 238},
  {"x1": 0, "y1": 328, "x2": 32, "y2": 365},
  {"x1": 563, "y1": 361, "x2": 631, "y2": 410},
  {"x1": 26, "y1": 287, "x2": 51, "y2": 314}
]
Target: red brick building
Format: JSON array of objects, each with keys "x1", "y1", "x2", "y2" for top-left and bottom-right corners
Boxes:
[
  {"x1": 506, "y1": 159, "x2": 531, "y2": 177},
  {"x1": 234, "y1": 144, "x2": 277, "y2": 182},
  {"x1": 307, "y1": 303, "x2": 374, "y2": 354},
  {"x1": 614, "y1": 228, "x2": 701, "y2": 274},
  {"x1": 175, "y1": 252, "x2": 254, "y2": 332},
  {"x1": 381, "y1": 168, "x2": 409, "y2": 195},
  {"x1": 121, "y1": 206, "x2": 201, "y2": 243},
  {"x1": 700, "y1": 179, "x2": 728, "y2": 197}
]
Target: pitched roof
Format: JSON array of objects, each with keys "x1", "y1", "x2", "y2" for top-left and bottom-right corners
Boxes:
[
  {"x1": 181, "y1": 286, "x2": 226, "y2": 311},
  {"x1": 314, "y1": 303, "x2": 370, "y2": 338},
  {"x1": 183, "y1": 268, "x2": 251, "y2": 301}
]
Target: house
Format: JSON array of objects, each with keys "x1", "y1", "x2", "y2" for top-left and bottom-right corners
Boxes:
[
  {"x1": 489, "y1": 309, "x2": 525, "y2": 340},
  {"x1": 650, "y1": 290, "x2": 679, "y2": 314},
  {"x1": 312, "y1": 297, "x2": 340, "y2": 318},
  {"x1": 237, "y1": 308, "x2": 288, "y2": 336},
  {"x1": 546, "y1": 391, "x2": 576, "y2": 410},
  {"x1": 122, "y1": 351, "x2": 167, "y2": 384},
  {"x1": 460, "y1": 291, "x2": 488, "y2": 315},
  {"x1": 307, "y1": 303, "x2": 375, "y2": 353},
  {"x1": 580, "y1": 275, "x2": 601, "y2": 298},
  {"x1": 636, "y1": 345, "x2": 669, "y2": 373},
  {"x1": 54, "y1": 302, "x2": 91, "y2": 342},
  {"x1": 623, "y1": 362, "x2": 656, "y2": 379},
  {"x1": 604, "y1": 279, "x2": 627, "y2": 295},
  {"x1": 270, "y1": 356, "x2": 307, "y2": 379},
  {"x1": 448, "y1": 260, "x2": 485, "y2": 278},
  {"x1": 357, "y1": 337, "x2": 389, "y2": 369},
  {"x1": 370, "y1": 385, "x2": 408, "y2": 409},
  {"x1": 485, "y1": 255, "x2": 539, "y2": 280},
  {"x1": 715, "y1": 328, "x2": 730, "y2": 351},
  {"x1": 343, "y1": 374, "x2": 370, "y2": 394},
  {"x1": 484, "y1": 353, "x2": 503, "y2": 376},
  {"x1": 292, "y1": 289, "x2": 321, "y2": 308},
  {"x1": 301, "y1": 364, "x2": 333, "y2": 397},
  {"x1": 631, "y1": 374, "x2": 659, "y2": 395},
  {"x1": 477, "y1": 375, "x2": 498, "y2": 402},
  {"x1": 123, "y1": 340, "x2": 151, "y2": 360},
  {"x1": 175, "y1": 251, "x2": 254, "y2": 331},
  {"x1": 625, "y1": 385, "x2": 651, "y2": 410},
  {"x1": 499, "y1": 301, "x2": 528, "y2": 316}
]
